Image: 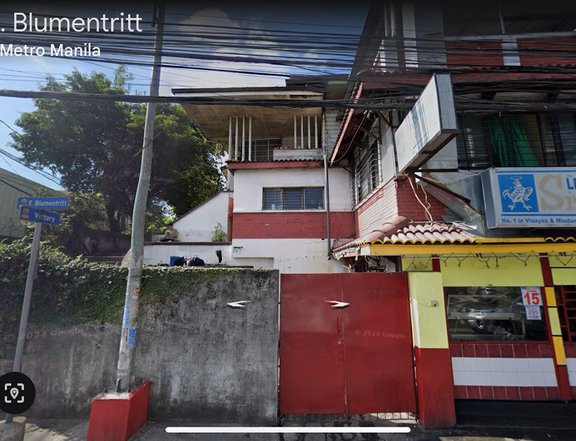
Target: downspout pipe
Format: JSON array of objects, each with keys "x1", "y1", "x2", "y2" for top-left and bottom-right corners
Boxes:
[{"x1": 322, "y1": 114, "x2": 332, "y2": 259}]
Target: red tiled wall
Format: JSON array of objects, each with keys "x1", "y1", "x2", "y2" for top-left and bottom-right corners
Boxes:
[
  {"x1": 450, "y1": 342, "x2": 561, "y2": 401},
  {"x1": 233, "y1": 212, "x2": 355, "y2": 239},
  {"x1": 453, "y1": 385, "x2": 560, "y2": 401},
  {"x1": 450, "y1": 341, "x2": 554, "y2": 359}
]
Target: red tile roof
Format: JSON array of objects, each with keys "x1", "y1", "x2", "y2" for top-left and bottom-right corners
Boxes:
[
  {"x1": 364, "y1": 223, "x2": 477, "y2": 245},
  {"x1": 333, "y1": 222, "x2": 477, "y2": 254}
]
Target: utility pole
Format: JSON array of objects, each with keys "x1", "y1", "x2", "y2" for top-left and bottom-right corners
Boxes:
[{"x1": 116, "y1": 2, "x2": 165, "y2": 392}]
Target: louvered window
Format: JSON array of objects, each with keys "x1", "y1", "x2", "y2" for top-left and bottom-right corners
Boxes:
[{"x1": 262, "y1": 187, "x2": 324, "y2": 210}]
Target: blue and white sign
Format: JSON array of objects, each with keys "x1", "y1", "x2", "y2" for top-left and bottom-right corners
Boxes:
[
  {"x1": 19, "y1": 206, "x2": 61, "y2": 225},
  {"x1": 482, "y1": 168, "x2": 576, "y2": 228},
  {"x1": 17, "y1": 196, "x2": 69, "y2": 211}
]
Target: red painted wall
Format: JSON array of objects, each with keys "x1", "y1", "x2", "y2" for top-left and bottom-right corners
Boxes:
[
  {"x1": 414, "y1": 347, "x2": 456, "y2": 428},
  {"x1": 87, "y1": 382, "x2": 150, "y2": 441},
  {"x1": 233, "y1": 211, "x2": 355, "y2": 239}
]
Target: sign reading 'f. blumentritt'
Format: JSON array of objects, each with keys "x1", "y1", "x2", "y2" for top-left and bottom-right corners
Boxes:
[
  {"x1": 17, "y1": 196, "x2": 69, "y2": 225},
  {"x1": 482, "y1": 168, "x2": 576, "y2": 228},
  {"x1": 0, "y1": 12, "x2": 143, "y2": 58}
]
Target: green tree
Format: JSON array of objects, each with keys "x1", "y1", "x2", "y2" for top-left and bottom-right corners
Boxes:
[
  {"x1": 11, "y1": 68, "x2": 222, "y2": 232},
  {"x1": 42, "y1": 191, "x2": 110, "y2": 255}
]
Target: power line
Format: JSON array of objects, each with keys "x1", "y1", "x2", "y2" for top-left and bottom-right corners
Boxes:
[
  {"x1": 0, "y1": 119, "x2": 21, "y2": 135},
  {"x1": 0, "y1": 148, "x2": 61, "y2": 185}
]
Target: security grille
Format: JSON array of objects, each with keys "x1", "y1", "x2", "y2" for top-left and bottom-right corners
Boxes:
[{"x1": 262, "y1": 187, "x2": 324, "y2": 210}]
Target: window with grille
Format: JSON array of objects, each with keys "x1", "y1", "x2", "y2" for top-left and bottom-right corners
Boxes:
[
  {"x1": 456, "y1": 112, "x2": 576, "y2": 169},
  {"x1": 253, "y1": 138, "x2": 282, "y2": 161},
  {"x1": 262, "y1": 187, "x2": 324, "y2": 210},
  {"x1": 353, "y1": 123, "x2": 382, "y2": 204}
]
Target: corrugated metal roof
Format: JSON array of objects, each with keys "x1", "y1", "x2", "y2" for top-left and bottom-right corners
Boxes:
[{"x1": 361, "y1": 223, "x2": 477, "y2": 245}]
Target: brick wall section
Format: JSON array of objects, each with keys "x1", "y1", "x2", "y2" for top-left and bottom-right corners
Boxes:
[
  {"x1": 233, "y1": 212, "x2": 355, "y2": 239},
  {"x1": 517, "y1": 37, "x2": 576, "y2": 67},
  {"x1": 446, "y1": 40, "x2": 504, "y2": 68},
  {"x1": 396, "y1": 179, "x2": 445, "y2": 221},
  {"x1": 355, "y1": 178, "x2": 446, "y2": 237},
  {"x1": 446, "y1": 37, "x2": 576, "y2": 70}
]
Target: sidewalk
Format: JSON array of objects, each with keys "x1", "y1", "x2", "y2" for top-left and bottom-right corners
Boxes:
[{"x1": 10, "y1": 418, "x2": 576, "y2": 441}]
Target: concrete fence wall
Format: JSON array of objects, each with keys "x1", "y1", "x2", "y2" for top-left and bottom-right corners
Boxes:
[{"x1": 1, "y1": 270, "x2": 279, "y2": 424}]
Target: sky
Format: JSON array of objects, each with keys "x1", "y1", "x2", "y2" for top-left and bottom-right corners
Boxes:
[{"x1": 0, "y1": 1, "x2": 368, "y2": 190}]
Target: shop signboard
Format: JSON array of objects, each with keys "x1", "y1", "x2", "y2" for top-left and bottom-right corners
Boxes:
[
  {"x1": 521, "y1": 287, "x2": 542, "y2": 321},
  {"x1": 521, "y1": 287, "x2": 542, "y2": 306},
  {"x1": 394, "y1": 73, "x2": 459, "y2": 173},
  {"x1": 482, "y1": 168, "x2": 576, "y2": 228}
]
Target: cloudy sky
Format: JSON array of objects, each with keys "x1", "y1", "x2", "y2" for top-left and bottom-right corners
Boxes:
[{"x1": 0, "y1": 1, "x2": 368, "y2": 188}]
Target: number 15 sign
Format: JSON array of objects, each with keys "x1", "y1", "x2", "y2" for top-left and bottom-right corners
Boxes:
[{"x1": 521, "y1": 287, "x2": 543, "y2": 306}]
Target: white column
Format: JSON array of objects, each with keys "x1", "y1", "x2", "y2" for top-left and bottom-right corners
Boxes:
[
  {"x1": 300, "y1": 115, "x2": 304, "y2": 150},
  {"x1": 228, "y1": 116, "x2": 232, "y2": 156},
  {"x1": 314, "y1": 115, "x2": 318, "y2": 149},
  {"x1": 307, "y1": 115, "x2": 311, "y2": 149},
  {"x1": 293, "y1": 115, "x2": 297, "y2": 149},
  {"x1": 241, "y1": 116, "x2": 246, "y2": 161},
  {"x1": 234, "y1": 117, "x2": 239, "y2": 160},
  {"x1": 248, "y1": 116, "x2": 252, "y2": 161}
]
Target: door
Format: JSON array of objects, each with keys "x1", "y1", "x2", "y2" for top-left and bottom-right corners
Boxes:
[{"x1": 279, "y1": 273, "x2": 417, "y2": 414}]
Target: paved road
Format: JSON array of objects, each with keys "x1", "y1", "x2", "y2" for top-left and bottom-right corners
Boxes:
[{"x1": 10, "y1": 418, "x2": 576, "y2": 441}]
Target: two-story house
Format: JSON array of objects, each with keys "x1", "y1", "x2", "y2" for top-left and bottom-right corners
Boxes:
[{"x1": 170, "y1": 76, "x2": 355, "y2": 273}]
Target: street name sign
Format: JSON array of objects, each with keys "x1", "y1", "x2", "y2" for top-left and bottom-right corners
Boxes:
[
  {"x1": 17, "y1": 196, "x2": 69, "y2": 211},
  {"x1": 19, "y1": 207, "x2": 61, "y2": 225}
]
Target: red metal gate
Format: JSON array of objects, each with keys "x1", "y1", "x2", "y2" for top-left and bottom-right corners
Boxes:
[{"x1": 279, "y1": 273, "x2": 416, "y2": 414}]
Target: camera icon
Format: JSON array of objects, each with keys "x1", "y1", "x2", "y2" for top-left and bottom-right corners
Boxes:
[
  {"x1": 0, "y1": 372, "x2": 35, "y2": 414},
  {"x1": 4, "y1": 383, "x2": 26, "y2": 404}
]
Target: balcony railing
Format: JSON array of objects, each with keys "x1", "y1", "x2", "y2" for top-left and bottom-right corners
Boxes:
[{"x1": 227, "y1": 115, "x2": 321, "y2": 162}]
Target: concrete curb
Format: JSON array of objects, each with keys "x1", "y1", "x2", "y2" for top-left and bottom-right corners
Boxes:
[{"x1": 0, "y1": 417, "x2": 26, "y2": 441}]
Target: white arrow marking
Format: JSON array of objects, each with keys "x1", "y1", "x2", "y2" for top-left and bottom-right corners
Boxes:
[
  {"x1": 227, "y1": 300, "x2": 251, "y2": 309},
  {"x1": 326, "y1": 300, "x2": 350, "y2": 309}
]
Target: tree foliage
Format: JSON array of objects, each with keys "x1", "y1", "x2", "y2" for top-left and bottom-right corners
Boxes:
[{"x1": 11, "y1": 68, "x2": 223, "y2": 232}]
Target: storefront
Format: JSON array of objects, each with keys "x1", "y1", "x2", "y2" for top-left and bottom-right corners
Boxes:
[{"x1": 337, "y1": 232, "x2": 576, "y2": 402}]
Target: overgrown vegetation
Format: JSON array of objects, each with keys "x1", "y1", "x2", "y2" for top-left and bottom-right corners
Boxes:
[
  {"x1": 0, "y1": 236, "x2": 254, "y2": 358},
  {"x1": 211, "y1": 222, "x2": 227, "y2": 242}
]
